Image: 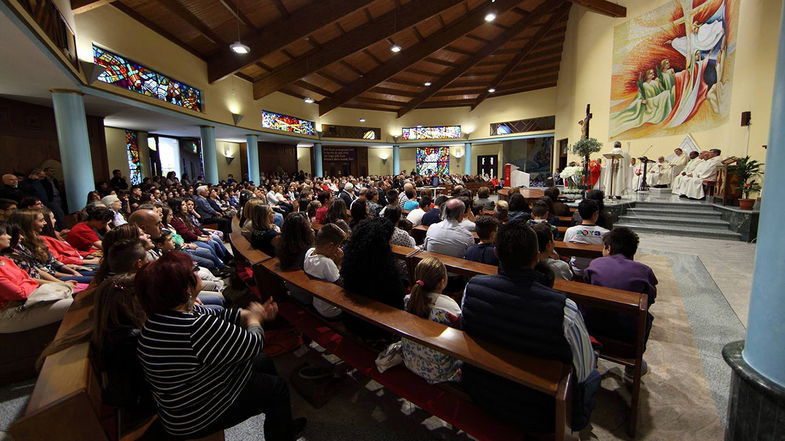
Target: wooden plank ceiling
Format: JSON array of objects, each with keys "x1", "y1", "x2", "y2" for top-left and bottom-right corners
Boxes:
[{"x1": 96, "y1": 0, "x2": 625, "y2": 116}]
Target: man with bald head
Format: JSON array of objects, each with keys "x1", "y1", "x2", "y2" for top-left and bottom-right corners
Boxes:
[
  {"x1": 128, "y1": 208, "x2": 162, "y2": 240},
  {"x1": 0, "y1": 174, "x2": 24, "y2": 203},
  {"x1": 424, "y1": 198, "x2": 475, "y2": 257}
]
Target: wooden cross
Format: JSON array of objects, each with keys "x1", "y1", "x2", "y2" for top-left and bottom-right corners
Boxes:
[{"x1": 579, "y1": 104, "x2": 593, "y2": 139}]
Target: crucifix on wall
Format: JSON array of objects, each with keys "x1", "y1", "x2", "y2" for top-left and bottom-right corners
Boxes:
[{"x1": 578, "y1": 104, "x2": 592, "y2": 139}]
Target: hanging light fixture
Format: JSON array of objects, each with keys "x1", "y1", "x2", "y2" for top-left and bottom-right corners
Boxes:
[
  {"x1": 389, "y1": 4, "x2": 401, "y2": 53},
  {"x1": 390, "y1": 44, "x2": 402, "y2": 53},
  {"x1": 304, "y1": 97, "x2": 315, "y2": 103},
  {"x1": 488, "y1": 88, "x2": 496, "y2": 93},
  {"x1": 424, "y1": 81, "x2": 432, "y2": 86},
  {"x1": 230, "y1": 0, "x2": 250, "y2": 54},
  {"x1": 485, "y1": 12, "x2": 496, "y2": 22}
]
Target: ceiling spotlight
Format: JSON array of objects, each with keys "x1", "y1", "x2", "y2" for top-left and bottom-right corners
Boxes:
[
  {"x1": 230, "y1": 41, "x2": 250, "y2": 54},
  {"x1": 390, "y1": 44, "x2": 402, "y2": 53},
  {"x1": 484, "y1": 12, "x2": 496, "y2": 22},
  {"x1": 304, "y1": 97, "x2": 315, "y2": 103},
  {"x1": 488, "y1": 88, "x2": 496, "y2": 93},
  {"x1": 359, "y1": 118, "x2": 366, "y2": 122},
  {"x1": 424, "y1": 81, "x2": 432, "y2": 86}
]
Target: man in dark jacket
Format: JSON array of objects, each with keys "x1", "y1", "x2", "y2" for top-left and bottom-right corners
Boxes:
[
  {"x1": 0, "y1": 174, "x2": 24, "y2": 203},
  {"x1": 461, "y1": 219, "x2": 598, "y2": 432},
  {"x1": 19, "y1": 169, "x2": 50, "y2": 205}
]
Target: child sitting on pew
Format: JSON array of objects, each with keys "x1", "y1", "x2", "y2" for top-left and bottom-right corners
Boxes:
[
  {"x1": 401, "y1": 257, "x2": 462, "y2": 384},
  {"x1": 563, "y1": 199, "x2": 608, "y2": 278},
  {"x1": 303, "y1": 223, "x2": 346, "y2": 319},
  {"x1": 527, "y1": 201, "x2": 560, "y2": 239},
  {"x1": 463, "y1": 216, "x2": 499, "y2": 266},
  {"x1": 532, "y1": 223, "x2": 573, "y2": 281}
]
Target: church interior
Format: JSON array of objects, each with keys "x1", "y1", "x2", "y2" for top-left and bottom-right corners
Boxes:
[{"x1": 0, "y1": 0, "x2": 783, "y2": 440}]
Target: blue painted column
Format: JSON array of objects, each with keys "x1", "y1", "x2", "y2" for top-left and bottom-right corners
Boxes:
[
  {"x1": 743, "y1": 7, "x2": 785, "y2": 388},
  {"x1": 51, "y1": 90, "x2": 95, "y2": 212},
  {"x1": 313, "y1": 143, "x2": 323, "y2": 178},
  {"x1": 393, "y1": 145, "x2": 400, "y2": 175},
  {"x1": 200, "y1": 126, "x2": 219, "y2": 184},
  {"x1": 464, "y1": 142, "x2": 473, "y2": 175},
  {"x1": 246, "y1": 134, "x2": 259, "y2": 183}
]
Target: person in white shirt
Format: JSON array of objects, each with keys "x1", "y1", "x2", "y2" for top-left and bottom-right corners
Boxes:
[
  {"x1": 303, "y1": 223, "x2": 346, "y2": 319},
  {"x1": 424, "y1": 199, "x2": 475, "y2": 258},
  {"x1": 678, "y1": 149, "x2": 724, "y2": 200},
  {"x1": 406, "y1": 197, "x2": 432, "y2": 226},
  {"x1": 563, "y1": 199, "x2": 609, "y2": 277},
  {"x1": 101, "y1": 194, "x2": 127, "y2": 227}
]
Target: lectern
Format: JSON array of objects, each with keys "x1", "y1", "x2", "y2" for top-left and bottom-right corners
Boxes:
[
  {"x1": 603, "y1": 152, "x2": 625, "y2": 199},
  {"x1": 637, "y1": 156, "x2": 654, "y2": 191}
]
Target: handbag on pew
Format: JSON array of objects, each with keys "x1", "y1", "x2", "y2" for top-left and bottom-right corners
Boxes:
[
  {"x1": 0, "y1": 283, "x2": 73, "y2": 318},
  {"x1": 375, "y1": 341, "x2": 403, "y2": 373}
]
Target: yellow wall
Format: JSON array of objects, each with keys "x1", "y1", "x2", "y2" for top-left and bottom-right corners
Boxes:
[
  {"x1": 216, "y1": 141, "x2": 242, "y2": 180},
  {"x1": 297, "y1": 147, "x2": 312, "y2": 175},
  {"x1": 104, "y1": 127, "x2": 127, "y2": 180},
  {"x1": 368, "y1": 148, "x2": 393, "y2": 176},
  {"x1": 555, "y1": 0, "x2": 781, "y2": 170}
]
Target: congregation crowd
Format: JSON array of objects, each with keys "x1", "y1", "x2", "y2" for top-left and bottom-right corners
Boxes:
[{"x1": 0, "y1": 167, "x2": 661, "y2": 439}]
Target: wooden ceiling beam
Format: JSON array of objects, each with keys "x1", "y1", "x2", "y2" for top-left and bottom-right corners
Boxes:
[
  {"x1": 251, "y1": 0, "x2": 465, "y2": 99},
  {"x1": 471, "y1": 3, "x2": 570, "y2": 109},
  {"x1": 499, "y1": 73, "x2": 560, "y2": 90},
  {"x1": 294, "y1": 80, "x2": 334, "y2": 98},
  {"x1": 369, "y1": 87, "x2": 420, "y2": 98},
  {"x1": 352, "y1": 96, "x2": 408, "y2": 105},
  {"x1": 396, "y1": 0, "x2": 561, "y2": 117},
  {"x1": 71, "y1": 0, "x2": 115, "y2": 14},
  {"x1": 271, "y1": 0, "x2": 290, "y2": 19},
  {"x1": 218, "y1": 0, "x2": 254, "y2": 29},
  {"x1": 111, "y1": 2, "x2": 203, "y2": 58},
  {"x1": 567, "y1": 0, "x2": 625, "y2": 17},
  {"x1": 208, "y1": 0, "x2": 375, "y2": 82},
  {"x1": 317, "y1": 0, "x2": 523, "y2": 116},
  {"x1": 157, "y1": 0, "x2": 226, "y2": 44}
]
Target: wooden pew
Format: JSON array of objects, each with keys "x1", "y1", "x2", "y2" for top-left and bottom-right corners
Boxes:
[
  {"x1": 406, "y1": 249, "x2": 646, "y2": 437},
  {"x1": 411, "y1": 225, "x2": 602, "y2": 259},
  {"x1": 229, "y1": 232, "x2": 577, "y2": 441}
]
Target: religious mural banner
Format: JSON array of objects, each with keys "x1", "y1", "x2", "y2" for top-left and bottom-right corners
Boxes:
[{"x1": 609, "y1": 0, "x2": 738, "y2": 140}]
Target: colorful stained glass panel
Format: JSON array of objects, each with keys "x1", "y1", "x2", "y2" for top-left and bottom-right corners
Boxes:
[
  {"x1": 262, "y1": 110, "x2": 315, "y2": 136},
  {"x1": 416, "y1": 147, "x2": 450, "y2": 175},
  {"x1": 93, "y1": 45, "x2": 202, "y2": 112},
  {"x1": 402, "y1": 125, "x2": 461, "y2": 140},
  {"x1": 125, "y1": 130, "x2": 142, "y2": 185}
]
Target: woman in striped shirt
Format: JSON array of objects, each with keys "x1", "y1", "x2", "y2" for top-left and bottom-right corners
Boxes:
[{"x1": 135, "y1": 252, "x2": 305, "y2": 440}]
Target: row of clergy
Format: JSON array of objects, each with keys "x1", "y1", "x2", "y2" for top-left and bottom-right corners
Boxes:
[{"x1": 597, "y1": 143, "x2": 724, "y2": 200}]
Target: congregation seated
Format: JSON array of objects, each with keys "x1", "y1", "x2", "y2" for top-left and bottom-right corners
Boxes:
[
  {"x1": 406, "y1": 196, "x2": 431, "y2": 226},
  {"x1": 194, "y1": 185, "x2": 232, "y2": 235},
  {"x1": 244, "y1": 203, "x2": 280, "y2": 257},
  {"x1": 457, "y1": 196, "x2": 477, "y2": 232},
  {"x1": 473, "y1": 186, "x2": 494, "y2": 213},
  {"x1": 544, "y1": 186, "x2": 571, "y2": 217},
  {"x1": 584, "y1": 227, "x2": 658, "y2": 379},
  {"x1": 349, "y1": 198, "x2": 369, "y2": 231},
  {"x1": 303, "y1": 223, "x2": 346, "y2": 319},
  {"x1": 401, "y1": 257, "x2": 462, "y2": 384},
  {"x1": 533, "y1": 223, "x2": 574, "y2": 281},
  {"x1": 135, "y1": 252, "x2": 305, "y2": 440},
  {"x1": 0, "y1": 198, "x2": 17, "y2": 222},
  {"x1": 322, "y1": 198, "x2": 350, "y2": 234},
  {"x1": 0, "y1": 222, "x2": 73, "y2": 334},
  {"x1": 571, "y1": 190, "x2": 613, "y2": 230},
  {"x1": 673, "y1": 148, "x2": 724, "y2": 200},
  {"x1": 527, "y1": 200, "x2": 560, "y2": 239},
  {"x1": 421, "y1": 195, "x2": 447, "y2": 226},
  {"x1": 564, "y1": 200, "x2": 610, "y2": 277},
  {"x1": 314, "y1": 191, "x2": 331, "y2": 224},
  {"x1": 384, "y1": 206, "x2": 416, "y2": 248},
  {"x1": 507, "y1": 193, "x2": 531, "y2": 222},
  {"x1": 40, "y1": 207, "x2": 100, "y2": 266},
  {"x1": 461, "y1": 219, "x2": 599, "y2": 432},
  {"x1": 424, "y1": 198, "x2": 475, "y2": 258},
  {"x1": 494, "y1": 199, "x2": 509, "y2": 222},
  {"x1": 463, "y1": 216, "x2": 499, "y2": 266}
]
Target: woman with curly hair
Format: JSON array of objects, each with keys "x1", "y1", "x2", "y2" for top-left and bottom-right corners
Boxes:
[
  {"x1": 275, "y1": 212, "x2": 314, "y2": 271},
  {"x1": 340, "y1": 218, "x2": 405, "y2": 339},
  {"x1": 322, "y1": 198, "x2": 349, "y2": 234}
]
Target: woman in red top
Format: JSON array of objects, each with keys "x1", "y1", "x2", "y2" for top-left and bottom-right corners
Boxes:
[
  {"x1": 40, "y1": 208, "x2": 100, "y2": 266},
  {"x1": 0, "y1": 222, "x2": 73, "y2": 333},
  {"x1": 66, "y1": 207, "x2": 113, "y2": 252}
]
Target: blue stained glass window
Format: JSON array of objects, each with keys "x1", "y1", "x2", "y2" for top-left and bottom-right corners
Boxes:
[
  {"x1": 262, "y1": 110, "x2": 315, "y2": 136},
  {"x1": 416, "y1": 147, "x2": 450, "y2": 175},
  {"x1": 125, "y1": 130, "x2": 143, "y2": 185},
  {"x1": 93, "y1": 45, "x2": 202, "y2": 112},
  {"x1": 402, "y1": 125, "x2": 461, "y2": 140}
]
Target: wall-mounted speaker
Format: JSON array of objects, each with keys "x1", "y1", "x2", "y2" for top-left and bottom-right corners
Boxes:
[{"x1": 741, "y1": 111, "x2": 751, "y2": 126}]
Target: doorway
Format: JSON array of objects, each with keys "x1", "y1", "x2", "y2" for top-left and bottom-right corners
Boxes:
[{"x1": 477, "y1": 155, "x2": 498, "y2": 177}]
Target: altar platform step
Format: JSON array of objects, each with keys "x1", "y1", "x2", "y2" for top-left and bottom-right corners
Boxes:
[
  {"x1": 619, "y1": 214, "x2": 730, "y2": 228},
  {"x1": 613, "y1": 222, "x2": 742, "y2": 240},
  {"x1": 626, "y1": 207, "x2": 721, "y2": 218},
  {"x1": 617, "y1": 201, "x2": 741, "y2": 240}
]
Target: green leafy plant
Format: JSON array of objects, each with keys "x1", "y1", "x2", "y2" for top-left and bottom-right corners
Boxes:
[
  {"x1": 730, "y1": 156, "x2": 764, "y2": 199},
  {"x1": 570, "y1": 138, "x2": 602, "y2": 188}
]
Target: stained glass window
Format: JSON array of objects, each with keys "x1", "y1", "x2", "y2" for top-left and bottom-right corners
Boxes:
[
  {"x1": 402, "y1": 125, "x2": 461, "y2": 140},
  {"x1": 262, "y1": 110, "x2": 315, "y2": 136},
  {"x1": 93, "y1": 45, "x2": 202, "y2": 112},
  {"x1": 125, "y1": 130, "x2": 142, "y2": 185},
  {"x1": 416, "y1": 147, "x2": 450, "y2": 175}
]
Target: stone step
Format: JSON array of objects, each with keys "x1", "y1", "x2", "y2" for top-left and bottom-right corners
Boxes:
[
  {"x1": 627, "y1": 207, "x2": 722, "y2": 218},
  {"x1": 618, "y1": 215, "x2": 730, "y2": 227},
  {"x1": 634, "y1": 201, "x2": 717, "y2": 211},
  {"x1": 614, "y1": 222, "x2": 742, "y2": 240}
]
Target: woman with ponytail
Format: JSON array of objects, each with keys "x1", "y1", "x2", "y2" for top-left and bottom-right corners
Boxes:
[{"x1": 401, "y1": 257, "x2": 462, "y2": 384}]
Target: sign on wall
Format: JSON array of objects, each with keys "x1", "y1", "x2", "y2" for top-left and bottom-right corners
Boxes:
[
  {"x1": 609, "y1": 0, "x2": 738, "y2": 140},
  {"x1": 323, "y1": 147, "x2": 357, "y2": 161}
]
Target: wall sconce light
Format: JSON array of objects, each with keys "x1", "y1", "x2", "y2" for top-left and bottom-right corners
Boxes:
[
  {"x1": 379, "y1": 152, "x2": 389, "y2": 164},
  {"x1": 463, "y1": 132, "x2": 472, "y2": 140},
  {"x1": 80, "y1": 60, "x2": 105, "y2": 84},
  {"x1": 392, "y1": 136, "x2": 399, "y2": 143},
  {"x1": 231, "y1": 113, "x2": 244, "y2": 126},
  {"x1": 453, "y1": 147, "x2": 465, "y2": 159},
  {"x1": 224, "y1": 147, "x2": 235, "y2": 164}
]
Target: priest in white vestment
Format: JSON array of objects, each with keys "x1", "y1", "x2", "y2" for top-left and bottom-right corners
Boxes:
[
  {"x1": 600, "y1": 141, "x2": 631, "y2": 197},
  {"x1": 672, "y1": 151, "x2": 703, "y2": 194},
  {"x1": 678, "y1": 149, "x2": 724, "y2": 199},
  {"x1": 632, "y1": 160, "x2": 657, "y2": 191},
  {"x1": 668, "y1": 148, "x2": 690, "y2": 180}
]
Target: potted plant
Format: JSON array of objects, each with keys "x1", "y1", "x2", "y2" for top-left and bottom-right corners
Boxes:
[
  {"x1": 730, "y1": 156, "x2": 764, "y2": 210},
  {"x1": 571, "y1": 138, "x2": 602, "y2": 188}
]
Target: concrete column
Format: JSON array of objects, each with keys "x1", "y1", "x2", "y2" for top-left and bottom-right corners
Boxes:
[
  {"x1": 313, "y1": 143, "x2": 323, "y2": 178},
  {"x1": 51, "y1": 89, "x2": 95, "y2": 212},
  {"x1": 464, "y1": 142, "x2": 473, "y2": 175},
  {"x1": 393, "y1": 145, "x2": 400, "y2": 175},
  {"x1": 200, "y1": 126, "x2": 218, "y2": 184},
  {"x1": 743, "y1": 7, "x2": 785, "y2": 387},
  {"x1": 246, "y1": 134, "x2": 259, "y2": 183}
]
